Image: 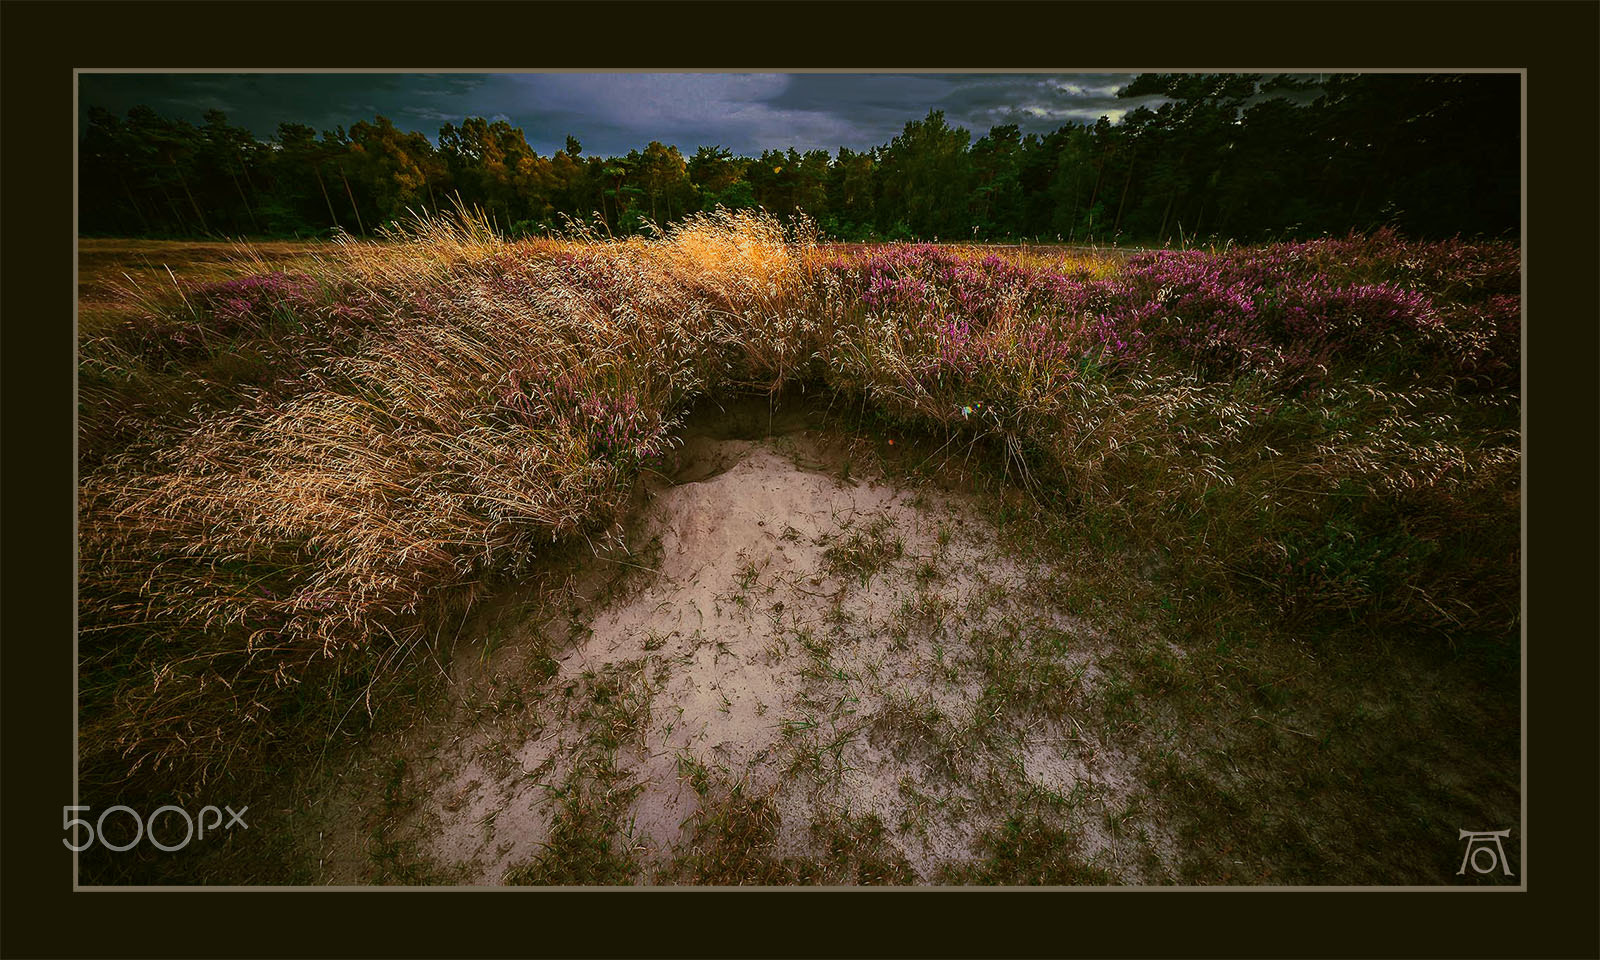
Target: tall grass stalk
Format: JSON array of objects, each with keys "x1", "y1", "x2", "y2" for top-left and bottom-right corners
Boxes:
[{"x1": 78, "y1": 210, "x2": 1520, "y2": 800}]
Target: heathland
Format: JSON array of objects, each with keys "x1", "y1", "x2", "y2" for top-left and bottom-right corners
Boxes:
[{"x1": 76, "y1": 211, "x2": 1520, "y2": 884}]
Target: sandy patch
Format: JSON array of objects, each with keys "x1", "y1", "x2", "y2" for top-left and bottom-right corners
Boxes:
[{"x1": 312, "y1": 398, "x2": 1167, "y2": 883}]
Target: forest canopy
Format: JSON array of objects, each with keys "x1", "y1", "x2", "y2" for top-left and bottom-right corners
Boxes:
[{"x1": 78, "y1": 73, "x2": 1519, "y2": 244}]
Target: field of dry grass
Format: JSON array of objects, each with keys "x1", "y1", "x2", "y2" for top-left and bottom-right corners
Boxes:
[
  {"x1": 75, "y1": 213, "x2": 1520, "y2": 885},
  {"x1": 77, "y1": 238, "x2": 336, "y2": 335}
]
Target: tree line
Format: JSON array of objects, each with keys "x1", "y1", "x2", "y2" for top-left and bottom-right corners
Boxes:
[{"x1": 78, "y1": 73, "x2": 1518, "y2": 244}]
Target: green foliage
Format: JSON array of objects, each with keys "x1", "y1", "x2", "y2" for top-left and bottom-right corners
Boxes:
[
  {"x1": 80, "y1": 74, "x2": 1518, "y2": 243},
  {"x1": 664, "y1": 780, "x2": 915, "y2": 885},
  {"x1": 501, "y1": 785, "x2": 643, "y2": 886},
  {"x1": 938, "y1": 814, "x2": 1116, "y2": 885}
]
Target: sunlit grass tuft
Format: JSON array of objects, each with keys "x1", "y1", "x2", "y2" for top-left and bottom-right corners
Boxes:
[{"x1": 77, "y1": 210, "x2": 1520, "y2": 805}]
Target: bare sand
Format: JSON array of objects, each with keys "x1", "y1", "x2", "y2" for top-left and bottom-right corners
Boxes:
[{"x1": 306, "y1": 397, "x2": 1171, "y2": 884}]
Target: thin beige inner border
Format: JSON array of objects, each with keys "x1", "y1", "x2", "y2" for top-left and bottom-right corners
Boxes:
[{"x1": 71, "y1": 67, "x2": 1528, "y2": 893}]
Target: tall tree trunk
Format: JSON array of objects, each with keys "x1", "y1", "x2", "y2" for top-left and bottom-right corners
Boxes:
[
  {"x1": 234, "y1": 146, "x2": 259, "y2": 193},
  {"x1": 1086, "y1": 145, "x2": 1108, "y2": 213},
  {"x1": 313, "y1": 164, "x2": 341, "y2": 230},
  {"x1": 1156, "y1": 151, "x2": 1190, "y2": 245},
  {"x1": 338, "y1": 163, "x2": 365, "y2": 235},
  {"x1": 1068, "y1": 168, "x2": 1082, "y2": 241},
  {"x1": 1113, "y1": 154, "x2": 1136, "y2": 236},
  {"x1": 118, "y1": 172, "x2": 151, "y2": 233},
  {"x1": 159, "y1": 184, "x2": 188, "y2": 233},
  {"x1": 169, "y1": 157, "x2": 209, "y2": 235},
  {"x1": 1348, "y1": 140, "x2": 1392, "y2": 228},
  {"x1": 229, "y1": 167, "x2": 261, "y2": 233}
]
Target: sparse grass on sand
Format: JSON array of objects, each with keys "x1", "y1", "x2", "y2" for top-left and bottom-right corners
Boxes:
[{"x1": 75, "y1": 211, "x2": 1519, "y2": 884}]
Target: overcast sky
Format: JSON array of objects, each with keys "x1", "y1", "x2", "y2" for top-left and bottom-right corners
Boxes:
[{"x1": 78, "y1": 73, "x2": 1178, "y2": 156}]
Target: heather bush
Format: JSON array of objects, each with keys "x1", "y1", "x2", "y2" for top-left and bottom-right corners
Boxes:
[
  {"x1": 813, "y1": 231, "x2": 1518, "y2": 638},
  {"x1": 77, "y1": 212, "x2": 1520, "y2": 799}
]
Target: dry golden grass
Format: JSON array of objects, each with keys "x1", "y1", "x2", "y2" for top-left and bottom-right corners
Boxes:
[
  {"x1": 78, "y1": 238, "x2": 334, "y2": 336},
  {"x1": 78, "y1": 210, "x2": 810, "y2": 794},
  {"x1": 77, "y1": 210, "x2": 1519, "y2": 807}
]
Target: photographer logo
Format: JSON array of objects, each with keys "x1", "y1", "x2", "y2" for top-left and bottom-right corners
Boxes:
[{"x1": 1457, "y1": 828, "x2": 1514, "y2": 877}]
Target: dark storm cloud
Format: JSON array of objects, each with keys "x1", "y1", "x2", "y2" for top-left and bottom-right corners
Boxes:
[
  {"x1": 79, "y1": 74, "x2": 436, "y2": 136},
  {"x1": 766, "y1": 73, "x2": 1156, "y2": 134},
  {"x1": 926, "y1": 74, "x2": 1164, "y2": 130},
  {"x1": 78, "y1": 72, "x2": 1163, "y2": 156},
  {"x1": 760, "y1": 74, "x2": 968, "y2": 147}
]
